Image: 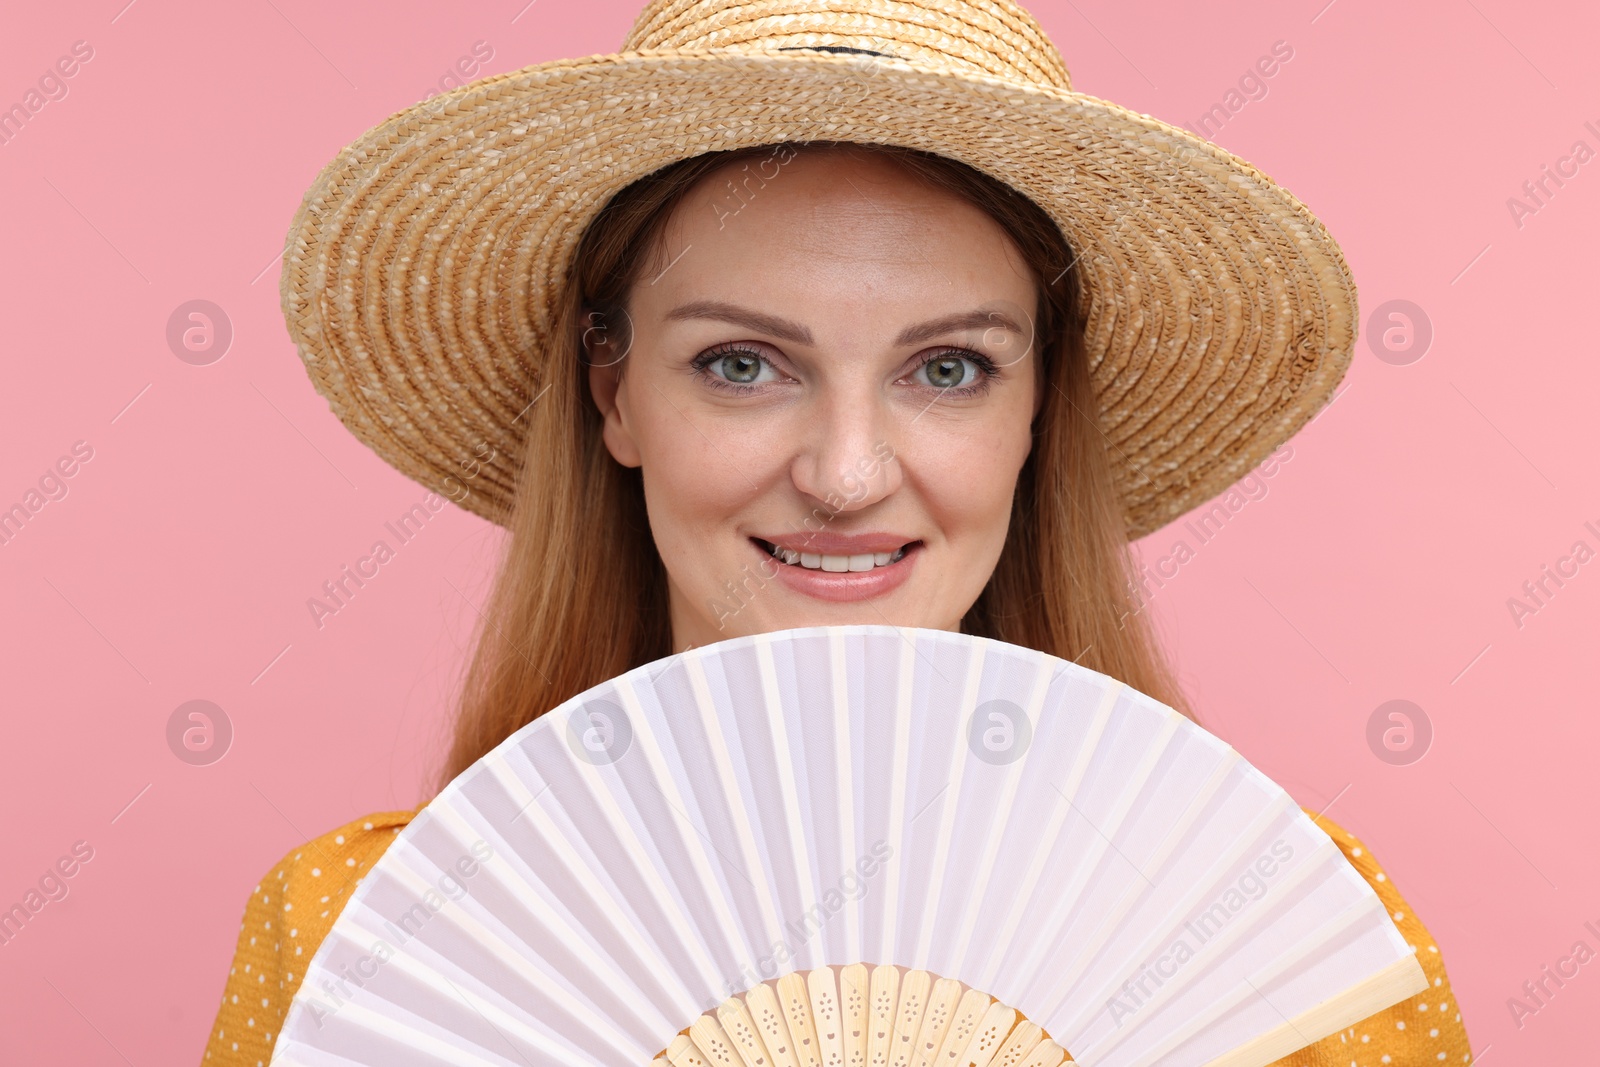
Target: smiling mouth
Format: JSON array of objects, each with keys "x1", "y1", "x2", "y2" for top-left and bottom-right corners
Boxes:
[{"x1": 752, "y1": 537, "x2": 921, "y2": 573}]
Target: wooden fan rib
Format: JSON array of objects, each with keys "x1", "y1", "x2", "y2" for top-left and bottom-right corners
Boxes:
[
  {"x1": 827, "y1": 631, "x2": 862, "y2": 962},
  {"x1": 992, "y1": 1018, "x2": 1043, "y2": 1066},
  {"x1": 805, "y1": 964, "x2": 845, "y2": 1066},
  {"x1": 911, "y1": 641, "x2": 989, "y2": 969},
  {"x1": 841, "y1": 962, "x2": 869, "y2": 1065},
  {"x1": 879, "y1": 636, "x2": 918, "y2": 964},
  {"x1": 936, "y1": 986, "x2": 998, "y2": 1063},
  {"x1": 1002, "y1": 707, "x2": 1181, "y2": 1015},
  {"x1": 1020, "y1": 1040, "x2": 1073, "y2": 1067},
  {"x1": 686, "y1": 650, "x2": 791, "y2": 958},
  {"x1": 868, "y1": 963, "x2": 902, "y2": 1064},
  {"x1": 483, "y1": 742, "x2": 710, "y2": 1023},
  {"x1": 1198, "y1": 954, "x2": 1428, "y2": 1067},
  {"x1": 310, "y1": 996, "x2": 524, "y2": 1066},
  {"x1": 1072, "y1": 836, "x2": 1347, "y2": 1061},
  {"x1": 944, "y1": 652, "x2": 1058, "y2": 971},
  {"x1": 304, "y1": 951, "x2": 592, "y2": 1064},
  {"x1": 909, "y1": 975, "x2": 963, "y2": 1067},
  {"x1": 888, "y1": 967, "x2": 930, "y2": 1067},
  {"x1": 424, "y1": 799, "x2": 681, "y2": 1039},
  {"x1": 362, "y1": 842, "x2": 646, "y2": 1060},
  {"x1": 720, "y1": 994, "x2": 779, "y2": 1066},
  {"x1": 775, "y1": 971, "x2": 821, "y2": 1067},
  {"x1": 997, "y1": 682, "x2": 1124, "y2": 998},
  {"x1": 972, "y1": 674, "x2": 1119, "y2": 993},
  {"x1": 990, "y1": 691, "x2": 1183, "y2": 1003},
  {"x1": 655, "y1": 965, "x2": 1068, "y2": 1067},
  {"x1": 1123, "y1": 893, "x2": 1404, "y2": 1067},
  {"x1": 1027, "y1": 746, "x2": 1242, "y2": 1012},
  {"x1": 966, "y1": 1001, "x2": 1020, "y2": 1065},
  {"x1": 1044, "y1": 789, "x2": 1298, "y2": 1032},
  {"x1": 615, "y1": 671, "x2": 747, "y2": 996},
  {"x1": 697, "y1": 1012, "x2": 735, "y2": 1064},
  {"x1": 746, "y1": 981, "x2": 803, "y2": 1066},
  {"x1": 481, "y1": 749, "x2": 696, "y2": 1004},
  {"x1": 678, "y1": 1019, "x2": 730, "y2": 1065},
  {"x1": 755, "y1": 636, "x2": 823, "y2": 973}
]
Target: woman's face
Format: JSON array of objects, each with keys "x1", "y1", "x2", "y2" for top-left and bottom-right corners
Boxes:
[{"x1": 588, "y1": 147, "x2": 1042, "y2": 652}]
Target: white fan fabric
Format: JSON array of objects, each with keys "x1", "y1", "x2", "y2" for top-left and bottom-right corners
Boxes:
[{"x1": 270, "y1": 625, "x2": 1419, "y2": 1067}]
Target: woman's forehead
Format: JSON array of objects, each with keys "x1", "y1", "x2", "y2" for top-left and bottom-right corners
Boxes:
[
  {"x1": 638, "y1": 152, "x2": 1036, "y2": 318},
  {"x1": 683, "y1": 144, "x2": 983, "y2": 223}
]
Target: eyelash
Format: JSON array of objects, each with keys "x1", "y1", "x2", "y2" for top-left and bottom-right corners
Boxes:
[{"x1": 689, "y1": 344, "x2": 1000, "y2": 398}]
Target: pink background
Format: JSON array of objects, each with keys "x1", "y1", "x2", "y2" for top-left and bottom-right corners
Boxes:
[{"x1": 1, "y1": 0, "x2": 1593, "y2": 1061}]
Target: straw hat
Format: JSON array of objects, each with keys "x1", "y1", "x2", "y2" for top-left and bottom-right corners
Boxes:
[{"x1": 279, "y1": 0, "x2": 1355, "y2": 542}]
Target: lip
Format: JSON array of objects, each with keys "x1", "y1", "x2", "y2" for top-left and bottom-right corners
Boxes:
[{"x1": 749, "y1": 536, "x2": 921, "y2": 603}]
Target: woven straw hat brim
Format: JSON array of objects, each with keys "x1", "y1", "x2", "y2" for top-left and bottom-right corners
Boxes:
[{"x1": 280, "y1": 49, "x2": 1355, "y2": 541}]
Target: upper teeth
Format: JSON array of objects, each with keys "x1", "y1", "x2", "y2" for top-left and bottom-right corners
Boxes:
[{"x1": 763, "y1": 541, "x2": 907, "y2": 572}]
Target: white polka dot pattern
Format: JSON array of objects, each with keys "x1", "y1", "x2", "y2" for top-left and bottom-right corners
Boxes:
[{"x1": 200, "y1": 811, "x2": 412, "y2": 1066}]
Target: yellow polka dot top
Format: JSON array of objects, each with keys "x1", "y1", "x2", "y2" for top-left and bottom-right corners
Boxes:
[{"x1": 200, "y1": 807, "x2": 1474, "y2": 1066}]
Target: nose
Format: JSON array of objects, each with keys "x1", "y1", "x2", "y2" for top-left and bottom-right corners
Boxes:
[{"x1": 788, "y1": 391, "x2": 902, "y2": 514}]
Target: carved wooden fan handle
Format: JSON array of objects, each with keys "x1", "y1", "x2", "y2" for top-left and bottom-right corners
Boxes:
[{"x1": 653, "y1": 963, "x2": 1075, "y2": 1067}]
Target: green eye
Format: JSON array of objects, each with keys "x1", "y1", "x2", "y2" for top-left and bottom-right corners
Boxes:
[
  {"x1": 718, "y1": 352, "x2": 763, "y2": 383},
  {"x1": 692, "y1": 345, "x2": 778, "y2": 392},
  {"x1": 921, "y1": 356, "x2": 974, "y2": 389}
]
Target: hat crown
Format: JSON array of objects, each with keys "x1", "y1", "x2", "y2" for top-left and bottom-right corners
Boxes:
[{"x1": 621, "y1": 0, "x2": 1073, "y2": 89}]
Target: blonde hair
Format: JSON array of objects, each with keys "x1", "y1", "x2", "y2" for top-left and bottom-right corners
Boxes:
[{"x1": 431, "y1": 140, "x2": 1191, "y2": 793}]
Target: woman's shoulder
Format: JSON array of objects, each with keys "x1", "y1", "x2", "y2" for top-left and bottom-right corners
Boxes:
[
  {"x1": 201, "y1": 808, "x2": 418, "y2": 1065},
  {"x1": 245, "y1": 806, "x2": 419, "y2": 956},
  {"x1": 1301, "y1": 806, "x2": 1448, "y2": 960},
  {"x1": 248, "y1": 807, "x2": 418, "y2": 948},
  {"x1": 1283, "y1": 806, "x2": 1473, "y2": 1066},
  {"x1": 263, "y1": 808, "x2": 416, "y2": 882}
]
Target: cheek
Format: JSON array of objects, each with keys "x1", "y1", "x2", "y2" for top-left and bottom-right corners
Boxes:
[
  {"x1": 904, "y1": 412, "x2": 1032, "y2": 533},
  {"x1": 631, "y1": 405, "x2": 780, "y2": 545}
]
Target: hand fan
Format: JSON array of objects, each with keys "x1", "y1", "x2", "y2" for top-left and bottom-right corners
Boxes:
[{"x1": 268, "y1": 625, "x2": 1426, "y2": 1067}]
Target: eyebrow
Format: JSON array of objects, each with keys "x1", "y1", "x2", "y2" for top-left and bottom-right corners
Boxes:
[
  {"x1": 896, "y1": 309, "x2": 1026, "y2": 346},
  {"x1": 665, "y1": 300, "x2": 813, "y2": 344},
  {"x1": 662, "y1": 300, "x2": 1026, "y2": 347}
]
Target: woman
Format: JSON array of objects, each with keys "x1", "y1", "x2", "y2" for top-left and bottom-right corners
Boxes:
[{"x1": 204, "y1": 0, "x2": 1473, "y2": 1063}]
